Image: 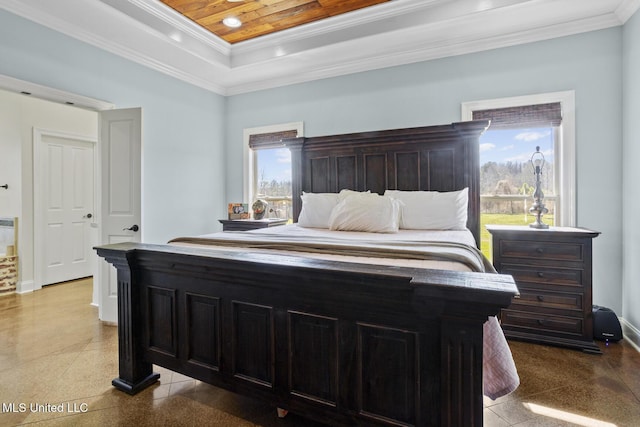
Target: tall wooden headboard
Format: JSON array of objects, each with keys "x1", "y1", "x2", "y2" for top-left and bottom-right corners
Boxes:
[{"x1": 285, "y1": 120, "x2": 489, "y2": 246}]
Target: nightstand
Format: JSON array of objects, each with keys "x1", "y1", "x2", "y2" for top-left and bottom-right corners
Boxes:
[
  {"x1": 486, "y1": 225, "x2": 601, "y2": 353},
  {"x1": 218, "y1": 218, "x2": 288, "y2": 232}
]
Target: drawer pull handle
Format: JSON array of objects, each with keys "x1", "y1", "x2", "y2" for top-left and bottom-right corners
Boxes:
[
  {"x1": 537, "y1": 295, "x2": 545, "y2": 302},
  {"x1": 537, "y1": 272, "x2": 545, "y2": 278},
  {"x1": 536, "y1": 248, "x2": 544, "y2": 254}
]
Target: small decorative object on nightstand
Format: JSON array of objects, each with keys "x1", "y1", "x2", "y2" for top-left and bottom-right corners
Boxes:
[
  {"x1": 252, "y1": 199, "x2": 268, "y2": 220},
  {"x1": 487, "y1": 224, "x2": 601, "y2": 354},
  {"x1": 227, "y1": 203, "x2": 249, "y2": 220},
  {"x1": 528, "y1": 146, "x2": 549, "y2": 229},
  {"x1": 218, "y1": 218, "x2": 287, "y2": 232}
]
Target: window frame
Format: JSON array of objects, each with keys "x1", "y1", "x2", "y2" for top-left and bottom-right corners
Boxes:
[
  {"x1": 461, "y1": 91, "x2": 576, "y2": 227},
  {"x1": 242, "y1": 121, "x2": 304, "y2": 206}
]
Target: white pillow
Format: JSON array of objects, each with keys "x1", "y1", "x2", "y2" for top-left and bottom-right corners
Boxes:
[
  {"x1": 338, "y1": 189, "x2": 370, "y2": 200},
  {"x1": 328, "y1": 193, "x2": 401, "y2": 233},
  {"x1": 297, "y1": 192, "x2": 340, "y2": 228},
  {"x1": 384, "y1": 188, "x2": 468, "y2": 230}
]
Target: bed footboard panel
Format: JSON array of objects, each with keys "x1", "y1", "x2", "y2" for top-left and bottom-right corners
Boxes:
[{"x1": 97, "y1": 243, "x2": 516, "y2": 427}]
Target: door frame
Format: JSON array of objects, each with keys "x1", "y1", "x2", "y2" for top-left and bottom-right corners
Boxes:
[
  {"x1": 0, "y1": 74, "x2": 114, "y2": 295},
  {"x1": 33, "y1": 128, "x2": 99, "y2": 291}
]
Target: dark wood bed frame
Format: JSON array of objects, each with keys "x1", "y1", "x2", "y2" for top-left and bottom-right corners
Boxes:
[{"x1": 96, "y1": 120, "x2": 518, "y2": 426}]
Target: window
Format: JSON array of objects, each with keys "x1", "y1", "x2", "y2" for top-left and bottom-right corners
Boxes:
[
  {"x1": 462, "y1": 92, "x2": 576, "y2": 257},
  {"x1": 243, "y1": 122, "x2": 304, "y2": 220}
]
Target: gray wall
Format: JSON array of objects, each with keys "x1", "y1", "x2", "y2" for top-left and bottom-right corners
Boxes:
[
  {"x1": 622, "y1": 11, "x2": 640, "y2": 331},
  {"x1": 0, "y1": 10, "x2": 227, "y2": 246},
  {"x1": 226, "y1": 28, "x2": 625, "y2": 317},
  {"x1": 1, "y1": 7, "x2": 636, "y2": 332}
]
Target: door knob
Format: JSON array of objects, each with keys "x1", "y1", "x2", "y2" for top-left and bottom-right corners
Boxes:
[
  {"x1": 123, "y1": 225, "x2": 139, "y2": 232},
  {"x1": 84, "y1": 213, "x2": 93, "y2": 219}
]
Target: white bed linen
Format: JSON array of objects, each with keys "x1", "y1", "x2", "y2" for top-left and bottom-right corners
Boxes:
[
  {"x1": 172, "y1": 224, "x2": 488, "y2": 273},
  {"x1": 245, "y1": 223, "x2": 478, "y2": 245}
]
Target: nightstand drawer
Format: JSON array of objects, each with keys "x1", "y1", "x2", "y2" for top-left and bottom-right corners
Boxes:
[
  {"x1": 510, "y1": 286, "x2": 584, "y2": 311},
  {"x1": 502, "y1": 309, "x2": 583, "y2": 336},
  {"x1": 499, "y1": 240, "x2": 584, "y2": 262},
  {"x1": 487, "y1": 225, "x2": 600, "y2": 353},
  {"x1": 500, "y1": 264, "x2": 583, "y2": 288}
]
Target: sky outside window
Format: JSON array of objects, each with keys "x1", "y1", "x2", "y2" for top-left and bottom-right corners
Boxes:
[
  {"x1": 479, "y1": 126, "x2": 555, "y2": 196},
  {"x1": 256, "y1": 148, "x2": 292, "y2": 196},
  {"x1": 480, "y1": 127, "x2": 554, "y2": 165}
]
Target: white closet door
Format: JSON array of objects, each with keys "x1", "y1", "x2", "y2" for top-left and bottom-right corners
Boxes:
[{"x1": 41, "y1": 135, "x2": 95, "y2": 285}]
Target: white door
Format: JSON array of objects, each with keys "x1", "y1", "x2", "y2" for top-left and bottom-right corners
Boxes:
[
  {"x1": 34, "y1": 130, "x2": 96, "y2": 287},
  {"x1": 98, "y1": 108, "x2": 142, "y2": 323}
]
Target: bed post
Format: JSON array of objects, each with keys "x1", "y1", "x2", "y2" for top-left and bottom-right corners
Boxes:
[
  {"x1": 440, "y1": 316, "x2": 484, "y2": 426},
  {"x1": 453, "y1": 121, "x2": 487, "y2": 248},
  {"x1": 286, "y1": 138, "x2": 305, "y2": 222},
  {"x1": 95, "y1": 246, "x2": 160, "y2": 394}
]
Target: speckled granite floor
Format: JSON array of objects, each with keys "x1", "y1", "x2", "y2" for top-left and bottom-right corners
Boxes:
[{"x1": 1, "y1": 279, "x2": 638, "y2": 426}]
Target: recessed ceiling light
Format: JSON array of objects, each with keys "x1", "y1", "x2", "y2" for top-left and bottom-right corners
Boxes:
[{"x1": 222, "y1": 16, "x2": 242, "y2": 28}]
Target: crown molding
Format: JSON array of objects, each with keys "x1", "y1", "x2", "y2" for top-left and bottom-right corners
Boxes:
[
  {"x1": 0, "y1": 0, "x2": 228, "y2": 94},
  {"x1": 116, "y1": 0, "x2": 231, "y2": 55},
  {"x1": 0, "y1": 0, "x2": 633, "y2": 97},
  {"x1": 0, "y1": 74, "x2": 115, "y2": 110},
  {"x1": 225, "y1": 8, "x2": 623, "y2": 95},
  {"x1": 615, "y1": 0, "x2": 640, "y2": 22},
  {"x1": 229, "y1": 0, "x2": 531, "y2": 67},
  {"x1": 232, "y1": 0, "x2": 441, "y2": 53}
]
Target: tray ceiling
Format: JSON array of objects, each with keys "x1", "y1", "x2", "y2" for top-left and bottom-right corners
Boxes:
[
  {"x1": 1, "y1": 0, "x2": 638, "y2": 96},
  {"x1": 159, "y1": 0, "x2": 391, "y2": 44}
]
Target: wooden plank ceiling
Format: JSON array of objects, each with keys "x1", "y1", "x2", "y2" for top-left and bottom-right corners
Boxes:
[{"x1": 160, "y1": 0, "x2": 392, "y2": 44}]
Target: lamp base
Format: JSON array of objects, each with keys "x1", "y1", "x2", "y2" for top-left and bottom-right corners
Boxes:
[
  {"x1": 529, "y1": 221, "x2": 549, "y2": 229},
  {"x1": 529, "y1": 201, "x2": 549, "y2": 230}
]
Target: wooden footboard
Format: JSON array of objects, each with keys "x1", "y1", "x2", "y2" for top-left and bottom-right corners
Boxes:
[{"x1": 96, "y1": 242, "x2": 517, "y2": 426}]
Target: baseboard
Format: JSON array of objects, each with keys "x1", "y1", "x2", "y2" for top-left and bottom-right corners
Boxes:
[
  {"x1": 16, "y1": 280, "x2": 34, "y2": 294},
  {"x1": 620, "y1": 317, "x2": 640, "y2": 353}
]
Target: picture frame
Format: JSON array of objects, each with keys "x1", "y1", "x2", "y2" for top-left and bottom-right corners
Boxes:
[{"x1": 227, "y1": 203, "x2": 249, "y2": 220}]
